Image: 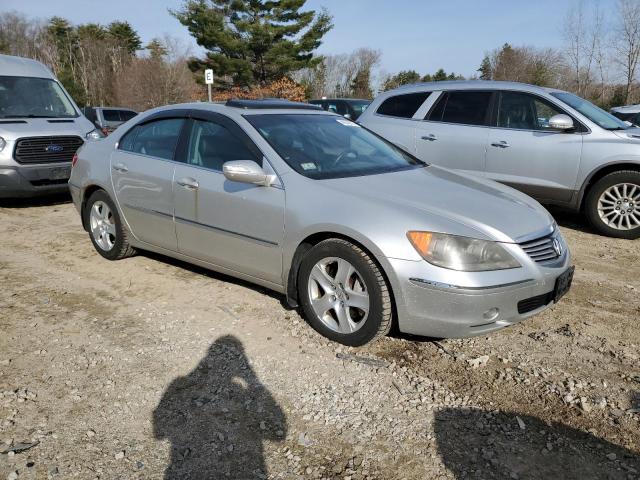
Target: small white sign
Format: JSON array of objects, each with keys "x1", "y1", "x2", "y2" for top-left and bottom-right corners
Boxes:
[{"x1": 204, "y1": 69, "x2": 214, "y2": 85}]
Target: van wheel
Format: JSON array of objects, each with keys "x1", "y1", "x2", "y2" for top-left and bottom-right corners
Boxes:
[
  {"x1": 84, "y1": 190, "x2": 136, "y2": 260},
  {"x1": 297, "y1": 239, "x2": 392, "y2": 346},
  {"x1": 585, "y1": 170, "x2": 640, "y2": 239}
]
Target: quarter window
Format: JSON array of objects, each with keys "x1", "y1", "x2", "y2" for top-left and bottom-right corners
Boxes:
[
  {"x1": 376, "y1": 92, "x2": 431, "y2": 119},
  {"x1": 119, "y1": 118, "x2": 185, "y2": 160},
  {"x1": 497, "y1": 92, "x2": 563, "y2": 130},
  {"x1": 427, "y1": 91, "x2": 492, "y2": 126},
  {"x1": 186, "y1": 119, "x2": 259, "y2": 171}
]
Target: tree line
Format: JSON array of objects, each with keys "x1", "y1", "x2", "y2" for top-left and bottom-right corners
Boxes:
[{"x1": 4, "y1": 0, "x2": 640, "y2": 110}]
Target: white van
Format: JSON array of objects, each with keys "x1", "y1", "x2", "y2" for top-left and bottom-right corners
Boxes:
[{"x1": 0, "y1": 54, "x2": 102, "y2": 198}]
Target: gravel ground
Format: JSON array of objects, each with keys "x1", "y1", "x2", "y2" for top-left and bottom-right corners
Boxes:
[{"x1": 0, "y1": 196, "x2": 639, "y2": 480}]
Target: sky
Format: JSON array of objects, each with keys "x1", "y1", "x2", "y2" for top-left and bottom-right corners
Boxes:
[{"x1": 2, "y1": 0, "x2": 616, "y2": 78}]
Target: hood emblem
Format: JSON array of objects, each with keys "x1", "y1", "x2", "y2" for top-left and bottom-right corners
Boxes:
[
  {"x1": 46, "y1": 144, "x2": 63, "y2": 153},
  {"x1": 552, "y1": 238, "x2": 563, "y2": 257}
]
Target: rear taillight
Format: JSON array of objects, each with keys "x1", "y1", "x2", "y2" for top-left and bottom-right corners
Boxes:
[{"x1": 72, "y1": 153, "x2": 78, "y2": 167}]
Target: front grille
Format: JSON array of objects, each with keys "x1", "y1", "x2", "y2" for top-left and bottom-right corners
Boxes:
[
  {"x1": 13, "y1": 136, "x2": 83, "y2": 164},
  {"x1": 517, "y1": 292, "x2": 553, "y2": 314},
  {"x1": 519, "y1": 232, "x2": 561, "y2": 263}
]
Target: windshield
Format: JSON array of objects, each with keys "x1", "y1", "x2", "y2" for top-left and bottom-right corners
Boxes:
[
  {"x1": 246, "y1": 114, "x2": 425, "y2": 180},
  {"x1": 349, "y1": 101, "x2": 370, "y2": 114},
  {"x1": 0, "y1": 76, "x2": 78, "y2": 119},
  {"x1": 552, "y1": 92, "x2": 628, "y2": 130}
]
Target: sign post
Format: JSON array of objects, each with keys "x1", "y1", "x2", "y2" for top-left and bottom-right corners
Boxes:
[{"x1": 204, "y1": 69, "x2": 214, "y2": 102}]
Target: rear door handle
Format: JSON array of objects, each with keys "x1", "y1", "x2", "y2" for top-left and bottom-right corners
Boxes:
[
  {"x1": 491, "y1": 141, "x2": 510, "y2": 148},
  {"x1": 112, "y1": 162, "x2": 128, "y2": 173},
  {"x1": 421, "y1": 134, "x2": 437, "y2": 142},
  {"x1": 177, "y1": 177, "x2": 199, "y2": 190}
]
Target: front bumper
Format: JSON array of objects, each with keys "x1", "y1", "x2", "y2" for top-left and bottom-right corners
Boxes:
[
  {"x1": 387, "y1": 249, "x2": 572, "y2": 339},
  {"x1": 0, "y1": 164, "x2": 72, "y2": 198}
]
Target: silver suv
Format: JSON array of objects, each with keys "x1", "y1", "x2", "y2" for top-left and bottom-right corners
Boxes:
[{"x1": 358, "y1": 81, "x2": 640, "y2": 239}]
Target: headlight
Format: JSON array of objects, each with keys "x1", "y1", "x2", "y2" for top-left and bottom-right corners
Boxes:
[
  {"x1": 85, "y1": 129, "x2": 105, "y2": 140},
  {"x1": 407, "y1": 231, "x2": 521, "y2": 271},
  {"x1": 0, "y1": 136, "x2": 5, "y2": 152}
]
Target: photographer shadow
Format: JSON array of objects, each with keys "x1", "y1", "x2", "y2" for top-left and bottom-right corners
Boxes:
[
  {"x1": 434, "y1": 407, "x2": 640, "y2": 479},
  {"x1": 153, "y1": 335, "x2": 287, "y2": 479}
]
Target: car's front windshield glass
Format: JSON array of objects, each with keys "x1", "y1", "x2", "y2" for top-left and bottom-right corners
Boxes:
[
  {"x1": 245, "y1": 113, "x2": 425, "y2": 179},
  {"x1": 0, "y1": 76, "x2": 78, "y2": 119},
  {"x1": 350, "y1": 101, "x2": 370, "y2": 114},
  {"x1": 552, "y1": 91, "x2": 628, "y2": 130}
]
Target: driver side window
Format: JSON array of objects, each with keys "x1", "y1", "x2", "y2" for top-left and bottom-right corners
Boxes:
[{"x1": 497, "y1": 92, "x2": 564, "y2": 131}]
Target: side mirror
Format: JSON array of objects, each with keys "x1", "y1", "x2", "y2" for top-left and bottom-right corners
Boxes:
[
  {"x1": 549, "y1": 114, "x2": 574, "y2": 131},
  {"x1": 223, "y1": 160, "x2": 275, "y2": 186}
]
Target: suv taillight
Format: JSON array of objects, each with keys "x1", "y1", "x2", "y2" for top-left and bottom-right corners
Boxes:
[{"x1": 72, "y1": 153, "x2": 78, "y2": 167}]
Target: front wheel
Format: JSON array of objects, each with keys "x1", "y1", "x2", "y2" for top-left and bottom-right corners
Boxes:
[
  {"x1": 585, "y1": 170, "x2": 640, "y2": 239},
  {"x1": 298, "y1": 239, "x2": 393, "y2": 346}
]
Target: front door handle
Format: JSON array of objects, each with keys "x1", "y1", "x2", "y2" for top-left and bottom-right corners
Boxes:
[
  {"x1": 177, "y1": 177, "x2": 199, "y2": 190},
  {"x1": 421, "y1": 134, "x2": 437, "y2": 142},
  {"x1": 491, "y1": 141, "x2": 510, "y2": 148},
  {"x1": 112, "y1": 162, "x2": 128, "y2": 173}
]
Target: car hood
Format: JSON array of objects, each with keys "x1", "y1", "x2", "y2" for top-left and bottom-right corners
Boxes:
[
  {"x1": 0, "y1": 117, "x2": 95, "y2": 140},
  {"x1": 321, "y1": 165, "x2": 555, "y2": 243}
]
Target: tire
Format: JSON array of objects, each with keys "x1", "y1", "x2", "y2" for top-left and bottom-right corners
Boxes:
[
  {"x1": 584, "y1": 170, "x2": 640, "y2": 239},
  {"x1": 297, "y1": 239, "x2": 392, "y2": 346},
  {"x1": 83, "y1": 190, "x2": 136, "y2": 260}
]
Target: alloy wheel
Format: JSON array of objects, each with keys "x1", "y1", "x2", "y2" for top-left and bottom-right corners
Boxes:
[
  {"x1": 307, "y1": 257, "x2": 370, "y2": 334},
  {"x1": 89, "y1": 200, "x2": 116, "y2": 251},
  {"x1": 597, "y1": 182, "x2": 640, "y2": 231}
]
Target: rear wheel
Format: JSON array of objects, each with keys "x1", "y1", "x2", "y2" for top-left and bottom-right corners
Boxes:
[
  {"x1": 585, "y1": 170, "x2": 640, "y2": 239},
  {"x1": 298, "y1": 239, "x2": 392, "y2": 346},
  {"x1": 84, "y1": 190, "x2": 136, "y2": 260}
]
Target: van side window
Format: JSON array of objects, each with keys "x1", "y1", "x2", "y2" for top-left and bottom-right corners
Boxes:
[
  {"x1": 497, "y1": 91, "x2": 564, "y2": 130},
  {"x1": 119, "y1": 118, "x2": 185, "y2": 160},
  {"x1": 427, "y1": 91, "x2": 492, "y2": 126},
  {"x1": 376, "y1": 92, "x2": 431, "y2": 119}
]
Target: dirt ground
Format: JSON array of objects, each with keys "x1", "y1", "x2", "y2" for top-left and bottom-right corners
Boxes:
[{"x1": 0, "y1": 195, "x2": 639, "y2": 480}]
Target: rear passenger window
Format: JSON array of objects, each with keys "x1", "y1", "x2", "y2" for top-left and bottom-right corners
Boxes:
[
  {"x1": 186, "y1": 119, "x2": 259, "y2": 171},
  {"x1": 120, "y1": 110, "x2": 137, "y2": 121},
  {"x1": 376, "y1": 92, "x2": 431, "y2": 119},
  {"x1": 119, "y1": 118, "x2": 185, "y2": 160},
  {"x1": 102, "y1": 110, "x2": 121, "y2": 122},
  {"x1": 427, "y1": 91, "x2": 492, "y2": 126}
]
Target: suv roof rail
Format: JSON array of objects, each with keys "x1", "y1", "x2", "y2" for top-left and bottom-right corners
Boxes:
[{"x1": 225, "y1": 98, "x2": 322, "y2": 110}]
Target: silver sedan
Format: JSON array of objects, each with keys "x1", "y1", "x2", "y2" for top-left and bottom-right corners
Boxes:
[{"x1": 69, "y1": 99, "x2": 573, "y2": 346}]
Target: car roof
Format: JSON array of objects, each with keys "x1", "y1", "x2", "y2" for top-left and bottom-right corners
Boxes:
[
  {"x1": 310, "y1": 98, "x2": 370, "y2": 102},
  {"x1": 611, "y1": 104, "x2": 640, "y2": 113},
  {"x1": 385, "y1": 80, "x2": 568, "y2": 96},
  {"x1": 141, "y1": 100, "x2": 335, "y2": 118},
  {"x1": 0, "y1": 54, "x2": 54, "y2": 79},
  {"x1": 225, "y1": 99, "x2": 321, "y2": 111}
]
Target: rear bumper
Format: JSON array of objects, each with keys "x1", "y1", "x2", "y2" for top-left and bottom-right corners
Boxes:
[
  {"x1": 387, "y1": 251, "x2": 572, "y2": 339},
  {"x1": 0, "y1": 164, "x2": 72, "y2": 198}
]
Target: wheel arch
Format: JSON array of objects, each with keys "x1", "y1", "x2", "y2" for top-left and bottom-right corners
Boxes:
[
  {"x1": 80, "y1": 184, "x2": 111, "y2": 231},
  {"x1": 285, "y1": 231, "x2": 399, "y2": 327},
  {"x1": 577, "y1": 161, "x2": 640, "y2": 210}
]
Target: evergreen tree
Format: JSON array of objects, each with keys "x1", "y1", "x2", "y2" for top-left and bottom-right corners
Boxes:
[
  {"x1": 478, "y1": 55, "x2": 492, "y2": 80},
  {"x1": 146, "y1": 39, "x2": 168, "y2": 60},
  {"x1": 351, "y1": 68, "x2": 373, "y2": 98},
  {"x1": 173, "y1": 0, "x2": 333, "y2": 87},
  {"x1": 382, "y1": 70, "x2": 420, "y2": 90},
  {"x1": 108, "y1": 21, "x2": 142, "y2": 54}
]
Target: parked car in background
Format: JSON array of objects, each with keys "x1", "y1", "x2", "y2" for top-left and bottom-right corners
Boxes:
[
  {"x1": 0, "y1": 54, "x2": 102, "y2": 198},
  {"x1": 610, "y1": 104, "x2": 640, "y2": 126},
  {"x1": 82, "y1": 106, "x2": 138, "y2": 135},
  {"x1": 358, "y1": 81, "x2": 640, "y2": 239},
  {"x1": 70, "y1": 99, "x2": 572, "y2": 346},
  {"x1": 309, "y1": 98, "x2": 370, "y2": 120}
]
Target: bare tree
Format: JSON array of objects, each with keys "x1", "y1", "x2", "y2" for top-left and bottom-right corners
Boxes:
[{"x1": 615, "y1": 0, "x2": 640, "y2": 103}]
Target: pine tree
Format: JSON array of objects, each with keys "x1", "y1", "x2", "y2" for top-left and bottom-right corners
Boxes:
[
  {"x1": 173, "y1": 0, "x2": 333, "y2": 87},
  {"x1": 478, "y1": 55, "x2": 492, "y2": 80},
  {"x1": 108, "y1": 21, "x2": 142, "y2": 54}
]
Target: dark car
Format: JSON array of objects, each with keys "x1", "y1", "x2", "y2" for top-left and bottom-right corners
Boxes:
[
  {"x1": 82, "y1": 106, "x2": 138, "y2": 135},
  {"x1": 309, "y1": 98, "x2": 370, "y2": 120}
]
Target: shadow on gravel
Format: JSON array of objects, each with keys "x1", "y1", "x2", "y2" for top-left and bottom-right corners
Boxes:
[
  {"x1": 153, "y1": 335, "x2": 287, "y2": 479},
  {"x1": 0, "y1": 192, "x2": 70, "y2": 208},
  {"x1": 546, "y1": 206, "x2": 595, "y2": 235},
  {"x1": 435, "y1": 408, "x2": 640, "y2": 480}
]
